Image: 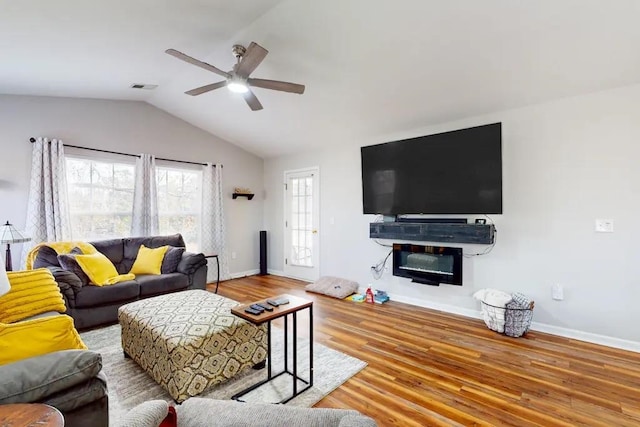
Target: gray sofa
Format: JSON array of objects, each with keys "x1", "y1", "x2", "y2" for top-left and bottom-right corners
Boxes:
[
  {"x1": 121, "y1": 398, "x2": 377, "y2": 427},
  {"x1": 33, "y1": 234, "x2": 208, "y2": 330},
  {"x1": 0, "y1": 314, "x2": 108, "y2": 427}
]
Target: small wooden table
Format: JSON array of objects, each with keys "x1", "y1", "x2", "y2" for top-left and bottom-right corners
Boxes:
[
  {"x1": 231, "y1": 294, "x2": 313, "y2": 404},
  {"x1": 0, "y1": 403, "x2": 64, "y2": 426}
]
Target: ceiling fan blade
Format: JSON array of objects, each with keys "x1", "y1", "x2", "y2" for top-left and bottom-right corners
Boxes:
[
  {"x1": 235, "y1": 42, "x2": 268, "y2": 78},
  {"x1": 165, "y1": 48, "x2": 230, "y2": 78},
  {"x1": 248, "y1": 78, "x2": 305, "y2": 94},
  {"x1": 243, "y1": 90, "x2": 263, "y2": 111},
  {"x1": 185, "y1": 81, "x2": 227, "y2": 96}
]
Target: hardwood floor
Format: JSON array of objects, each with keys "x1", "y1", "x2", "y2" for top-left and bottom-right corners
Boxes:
[{"x1": 210, "y1": 275, "x2": 640, "y2": 427}]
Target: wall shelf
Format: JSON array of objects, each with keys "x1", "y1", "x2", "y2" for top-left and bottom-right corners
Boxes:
[
  {"x1": 370, "y1": 222, "x2": 495, "y2": 244},
  {"x1": 232, "y1": 193, "x2": 254, "y2": 200}
]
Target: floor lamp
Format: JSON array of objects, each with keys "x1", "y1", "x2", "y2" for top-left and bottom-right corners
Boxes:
[
  {"x1": 0, "y1": 260, "x2": 10, "y2": 297},
  {"x1": 0, "y1": 221, "x2": 31, "y2": 271}
]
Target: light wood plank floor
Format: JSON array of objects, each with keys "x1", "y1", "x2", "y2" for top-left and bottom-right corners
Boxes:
[{"x1": 210, "y1": 275, "x2": 640, "y2": 427}]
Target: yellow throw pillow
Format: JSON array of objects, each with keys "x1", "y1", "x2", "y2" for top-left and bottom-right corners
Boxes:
[
  {"x1": 0, "y1": 314, "x2": 87, "y2": 366},
  {"x1": 0, "y1": 269, "x2": 66, "y2": 324},
  {"x1": 74, "y1": 252, "x2": 135, "y2": 286},
  {"x1": 129, "y1": 245, "x2": 169, "y2": 275}
]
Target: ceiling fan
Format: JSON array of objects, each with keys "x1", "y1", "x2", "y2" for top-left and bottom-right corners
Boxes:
[{"x1": 165, "y1": 42, "x2": 305, "y2": 111}]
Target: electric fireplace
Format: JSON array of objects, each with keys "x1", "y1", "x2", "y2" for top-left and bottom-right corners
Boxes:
[{"x1": 392, "y1": 244, "x2": 462, "y2": 286}]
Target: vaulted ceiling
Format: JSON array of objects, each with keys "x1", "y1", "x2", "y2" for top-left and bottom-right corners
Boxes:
[{"x1": 2, "y1": 1, "x2": 640, "y2": 158}]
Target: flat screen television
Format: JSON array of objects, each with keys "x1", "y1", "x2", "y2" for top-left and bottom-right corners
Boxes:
[{"x1": 361, "y1": 122, "x2": 502, "y2": 215}]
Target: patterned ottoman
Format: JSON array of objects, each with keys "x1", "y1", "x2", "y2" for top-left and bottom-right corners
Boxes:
[{"x1": 118, "y1": 290, "x2": 267, "y2": 402}]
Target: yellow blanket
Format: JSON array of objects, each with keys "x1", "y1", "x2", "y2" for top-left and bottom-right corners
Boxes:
[
  {"x1": 25, "y1": 241, "x2": 98, "y2": 270},
  {"x1": 0, "y1": 314, "x2": 87, "y2": 366},
  {"x1": 0, "y1": 269, "x2": 67, "y2": 324}
]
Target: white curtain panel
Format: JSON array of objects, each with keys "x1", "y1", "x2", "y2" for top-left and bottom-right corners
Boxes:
[
  {"x1": 201, "y1": 163, "x2": 229, "y2": 282},
  {"x1": 21, "y1": 137, "x2": 72, "y2": 267},
  {"x1": 131, "y1": 153, "x2": 159, "y2": 237}
]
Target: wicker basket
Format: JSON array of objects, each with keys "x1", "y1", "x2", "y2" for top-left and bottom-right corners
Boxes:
[{"x1": 481, "y1": 300, "x2": 534, "y2": 337}]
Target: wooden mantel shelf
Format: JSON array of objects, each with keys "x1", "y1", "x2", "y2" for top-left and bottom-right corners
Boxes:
[{"x1": 370, "y1": 222, "x2": 495, "y2": 244}]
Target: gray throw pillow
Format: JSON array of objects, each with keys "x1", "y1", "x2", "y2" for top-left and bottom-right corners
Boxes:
[
  {"x1": 0, "y1": 349, "x2": 102, "y2": 404},
  {"x1": 33, "y1": 245, "x2": 62, "y2": 269},
  {"x1": 161, "y1": 246, "x2": 185, "y2": 274},
  {"x1": 57, "y1": 248, "x2": 90, "y2": 286}
]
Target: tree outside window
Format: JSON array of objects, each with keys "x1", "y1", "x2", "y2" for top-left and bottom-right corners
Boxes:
[
  {"x1": 66, "y1": 157, "x2": 135, "y2": 240},
  {"x1": 156, "y1": 166, "x2": 202, "y2": 252}
]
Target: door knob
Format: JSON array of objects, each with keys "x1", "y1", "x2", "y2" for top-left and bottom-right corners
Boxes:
[{"x1": 312, "y1": 230, "x2": 318, "y2": 234}]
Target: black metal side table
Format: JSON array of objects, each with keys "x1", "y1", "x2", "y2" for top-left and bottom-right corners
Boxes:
[
  {"x1": 230, "y1": 294, "x2": 313, "y2": 404},
  {"x1": 204, "y1": 254, "x2": 220, "y2": 293}
]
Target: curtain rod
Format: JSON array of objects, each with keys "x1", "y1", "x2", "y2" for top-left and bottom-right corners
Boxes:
[{"x1": 28, "y1": 137, "x2": 217, "y2": 167}]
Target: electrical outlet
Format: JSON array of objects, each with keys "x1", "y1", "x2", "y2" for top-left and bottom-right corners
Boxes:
[
  {"x1": 231, "y1": 252, "x2": 237, "y2": 259},
  {"x1": 552, "y1": 284, "x2": 564, "y2": 301},
  {"x1": 595, "y1": 219, "x2": 614, "y2": 233}
]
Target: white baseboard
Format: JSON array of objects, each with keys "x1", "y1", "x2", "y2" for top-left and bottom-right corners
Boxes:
[
  {"x1": 229, "y1": 269, "x2": 260, "y2": 279},
  {"x1": 528, "y1": 322, "x2": 640, "y2": 353},
  {"x1": 229, "y1": 269, "x2": 299, "y2": 279},
  {"x1": 267, "y1": 269, "x2": 285, "y2": 277},
  {"x1": 388, "y1": 293, "x2": 483, "y2": 320},
  {"x1": 265, "y1": 269, "x2": 313, "y2": 283},
  {"x1": 387, "y1": 293, "x2": 640, "y2": 353}
]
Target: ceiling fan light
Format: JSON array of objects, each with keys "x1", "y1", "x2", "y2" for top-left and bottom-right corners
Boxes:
[{"x1": 227, "y1": 81, "x2": 249, "y2": 94}]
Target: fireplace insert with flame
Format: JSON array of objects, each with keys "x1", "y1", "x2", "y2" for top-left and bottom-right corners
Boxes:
[{"x1": 392, "y1": 244, "x2": 462, "y2": 286}]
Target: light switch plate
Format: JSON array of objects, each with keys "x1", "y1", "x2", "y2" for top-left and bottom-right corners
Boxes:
[
  {"x1": 552, "y1": 284, "x2": 564, "y2": 301},
  {"x1": 595, "y1": 219, "x2": 614, "y2": 233}
]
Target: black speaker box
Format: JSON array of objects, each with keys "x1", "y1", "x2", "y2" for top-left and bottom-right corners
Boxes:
[{"x1": 259, "y1": 230, "x2": 267, "y2": 275}]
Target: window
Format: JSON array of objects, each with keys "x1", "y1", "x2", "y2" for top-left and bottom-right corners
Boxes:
[
  {"x1": 66, "y1": 157, "x2": 203, "y2": 250},
  {"x1": 66, "y1": 157, "x2": 135, "y2": 240},
  {"x1": 290, "y1": 175, "x2": 313, "y2": 266},
  {"x1": 156, "y1": 166, "x2": 202, "y2": 252}
]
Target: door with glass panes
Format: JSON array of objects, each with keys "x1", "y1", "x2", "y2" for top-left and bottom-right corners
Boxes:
[{"x1": 283, "y1": 168, "x2": 319, "y2": 281}]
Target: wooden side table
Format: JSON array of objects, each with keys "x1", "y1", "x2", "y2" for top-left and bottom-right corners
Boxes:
[{"x1": 0, "y1": 403, "x2": 64, "y2": 426}]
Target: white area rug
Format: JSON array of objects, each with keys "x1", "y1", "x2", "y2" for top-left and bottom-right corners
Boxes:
[{"x1": 81, "y1": 324, "x2": 366, "y2": 425}]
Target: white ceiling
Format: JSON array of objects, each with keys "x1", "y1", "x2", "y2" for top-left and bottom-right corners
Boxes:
[{"x1": 2, "y1": 0, "x2": 640, "y2": 158}]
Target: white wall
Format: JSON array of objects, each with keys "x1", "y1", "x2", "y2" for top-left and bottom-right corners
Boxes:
[
  {"x1": 0, "y1": 94, "x2": 264, "y2": 276},
  {"x1": 264, "y1": 83, "x2": 640, "y2": 345}
]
